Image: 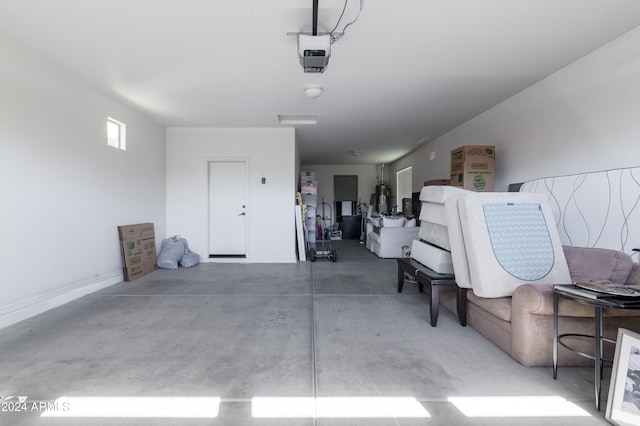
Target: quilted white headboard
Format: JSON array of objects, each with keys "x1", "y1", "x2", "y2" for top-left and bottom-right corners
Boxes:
[{"x1": 519, "y1": 167, "x2": 640, "y2": 260}]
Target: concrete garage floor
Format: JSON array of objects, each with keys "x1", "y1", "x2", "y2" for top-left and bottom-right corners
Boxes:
[{"x1": 0, "y1": 240, "x2": 613, "y2": 425}]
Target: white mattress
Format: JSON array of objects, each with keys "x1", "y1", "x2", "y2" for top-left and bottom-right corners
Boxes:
[
  {"x1": 418, "y1": 221, "x2": 450, "y2": 251},
  {"x1": 411, "y1": 239, "x2": 454, "y2": 274},
  {"x1": 445, "y1": 195, "x2": 472, "y2": 288},
  {"x1": 457, "y1": 194, "x2": 570, "y2": 298},
  {"x1": 419, "y1": 185, "x2": 471, "y2": 204},
  {"x1": 446, "y1": 192, "x2": 557, "y2": 290},
  {"x1": 419, "y1": 202, "x2": 447, "y2": 226}
]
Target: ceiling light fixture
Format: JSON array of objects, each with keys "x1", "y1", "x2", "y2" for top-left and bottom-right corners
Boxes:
[
  {"x1": 350, "y1": 150, "x2": 361, "y2": 157},
  {"x1": 278, "y1": 114, "x2": 318, "y2": 125},
  {"x1": 304, "y1": 85, "x2": 323, "y2": 98}
]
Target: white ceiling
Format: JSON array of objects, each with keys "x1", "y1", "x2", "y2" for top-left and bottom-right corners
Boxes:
[{"x1": 1, "y1": 0, "x2": 640, "y2": 165}]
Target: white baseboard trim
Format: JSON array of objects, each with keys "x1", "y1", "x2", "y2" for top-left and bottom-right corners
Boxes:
[
  {"x1": 201, "y1": 256, "x2": 297, "y2": 264},
  {"x1": 0, "y1": 270, "x2": 123, "y2": 330}
]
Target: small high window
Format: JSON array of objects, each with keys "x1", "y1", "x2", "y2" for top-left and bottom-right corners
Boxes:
[{"x1": 107, "y1": 117, "x2": 126, "y2": 150}]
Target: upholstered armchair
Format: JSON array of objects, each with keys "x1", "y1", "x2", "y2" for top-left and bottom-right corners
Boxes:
[{"x1": 366, "y1": 215, "x2": 419, "y2": 258}]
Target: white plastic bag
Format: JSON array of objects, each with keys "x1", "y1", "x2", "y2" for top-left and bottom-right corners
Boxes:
[
  {"x1": 157, "y1": 236, "x2": 188, "y2": 269},
  {"x1": 180, "y1": 250, "x2": 200, "y2": 268}
]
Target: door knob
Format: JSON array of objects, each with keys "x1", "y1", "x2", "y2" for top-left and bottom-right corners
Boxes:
[{"x1": 238, "y1": 212, "x2": 246, "y2": 216}]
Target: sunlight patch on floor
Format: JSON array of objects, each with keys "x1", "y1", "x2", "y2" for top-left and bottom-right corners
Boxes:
[
  {"x1": 448, "y1": 396, "x2": 590, "y2": 417},
  {"x1": 251, "y1": 396, "x2": 430, "y2": 418}
]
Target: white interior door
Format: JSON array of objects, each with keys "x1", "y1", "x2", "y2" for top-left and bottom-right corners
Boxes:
[{"x1": 209, "y1": 161, "x2": 247, "y2": 256}]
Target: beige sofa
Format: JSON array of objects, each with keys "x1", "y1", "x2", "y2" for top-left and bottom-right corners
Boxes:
[{"x1": 441, "y1": 246, "x2": 640, "y2": 367}]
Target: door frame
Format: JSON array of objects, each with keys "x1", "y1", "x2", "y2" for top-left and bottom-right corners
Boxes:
[{"x1": 205, "y1": 157, "x2": 250, "y2": 259}]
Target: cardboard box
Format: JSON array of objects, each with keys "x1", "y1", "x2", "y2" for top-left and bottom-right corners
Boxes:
[
  {"x1": 123, "y1": 264, "x2": 146, "y2": 281},
  {"x1": 118, "y1": 223, "x2": 157, "y2": 281},
  {"x1": 121, "y1": 240, "x2": 144, "y2": 259},
  {"x1": 144, "y1": 261, "x2": 158, "y2": 275},
  {"x1": 123, "y1": 254, "x2": 143, "y2": 268},
  {"x1": 140, "y1": 237, "x2": 157, "y2": 258},
  {"x1": 140, "y1": 223, "x2": 155, "y2": 239},
  {"x1": 450, "y1": 145, "x2": 495, "y2": 191},
  {"x1": 118, "y1": 224, "x2": 142, "y2": 241}
]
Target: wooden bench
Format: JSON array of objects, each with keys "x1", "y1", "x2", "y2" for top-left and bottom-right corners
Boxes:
[{"x1": 397, "y1": 257, "x2": 467, "y2": 327}]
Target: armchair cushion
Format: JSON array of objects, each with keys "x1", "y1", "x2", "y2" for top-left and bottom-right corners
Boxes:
[
  {"x1": 628, "y1": 264, "x2": 640, "y2": 285},
  {"x1": 381, "y1": 215, "x2": 405, "y2": 228},
  {"x1": 563, "y1": 245, "x2": 633, "y2": 284}
]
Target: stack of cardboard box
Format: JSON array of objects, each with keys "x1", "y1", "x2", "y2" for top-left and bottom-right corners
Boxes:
[
  {"x1": 118, "y1": 223, "x2": 157, "y2": 281},
  {"x1": 300, "y1": 172, "x2": 318, "y2": 244},
  {"x1": 450, "y1": 145, "x2": 495, "y2": 191}
]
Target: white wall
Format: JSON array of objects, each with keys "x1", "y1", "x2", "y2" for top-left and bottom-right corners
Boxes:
[
  {"x1": 393, "y1": 25, "x2": 640, "y2": 192},
  {"x1": 0, "y1": 34, "x2": 166, "y2": 328},
  {"x1": 166, "y1": 128, "x2": 296, "y2": 262},
  {"x1": 389, "y1": 149, "x2": 444, "y2": 195},
  {"x1": 299, "y1": 164, "x2": 379, "y2": 223}
]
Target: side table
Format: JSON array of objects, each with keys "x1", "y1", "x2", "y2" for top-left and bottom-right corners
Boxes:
[
  {"x1": 553, "y1": 285, "x2": 640, "y2": 411},
  {"x1": 397, "y1": 257, "x2": 466, "y2": 327}
]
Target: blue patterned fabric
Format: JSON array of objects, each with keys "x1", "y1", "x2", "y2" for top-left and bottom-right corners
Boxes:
[{"x1": 482, "y1": 203, "x2": 554, "y2": 281}]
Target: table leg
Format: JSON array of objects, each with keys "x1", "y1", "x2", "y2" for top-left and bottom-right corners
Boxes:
[
  {"x1": 553, "y1": 292, "x2": 558, "y2": 380},
  {"x1": 430, "y1": 286, "x2": 439, "y2": 327},
  {"x1": 397, "y1": 263, "x2": 404, "y2": 293},
  {"x1": 457, "y1": 287, "x2": 467, "y2": 326},
  {"x1": 595, "y1": 306, "x2": 603, "y2": 411}
]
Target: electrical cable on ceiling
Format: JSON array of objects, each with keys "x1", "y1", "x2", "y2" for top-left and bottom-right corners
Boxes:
[
  {"x1": 329, "y1": 0, "x2": 349, "y2": 38},
  {"x1": 330, "y1": 0, "x2": 364, "y2": 44}
]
